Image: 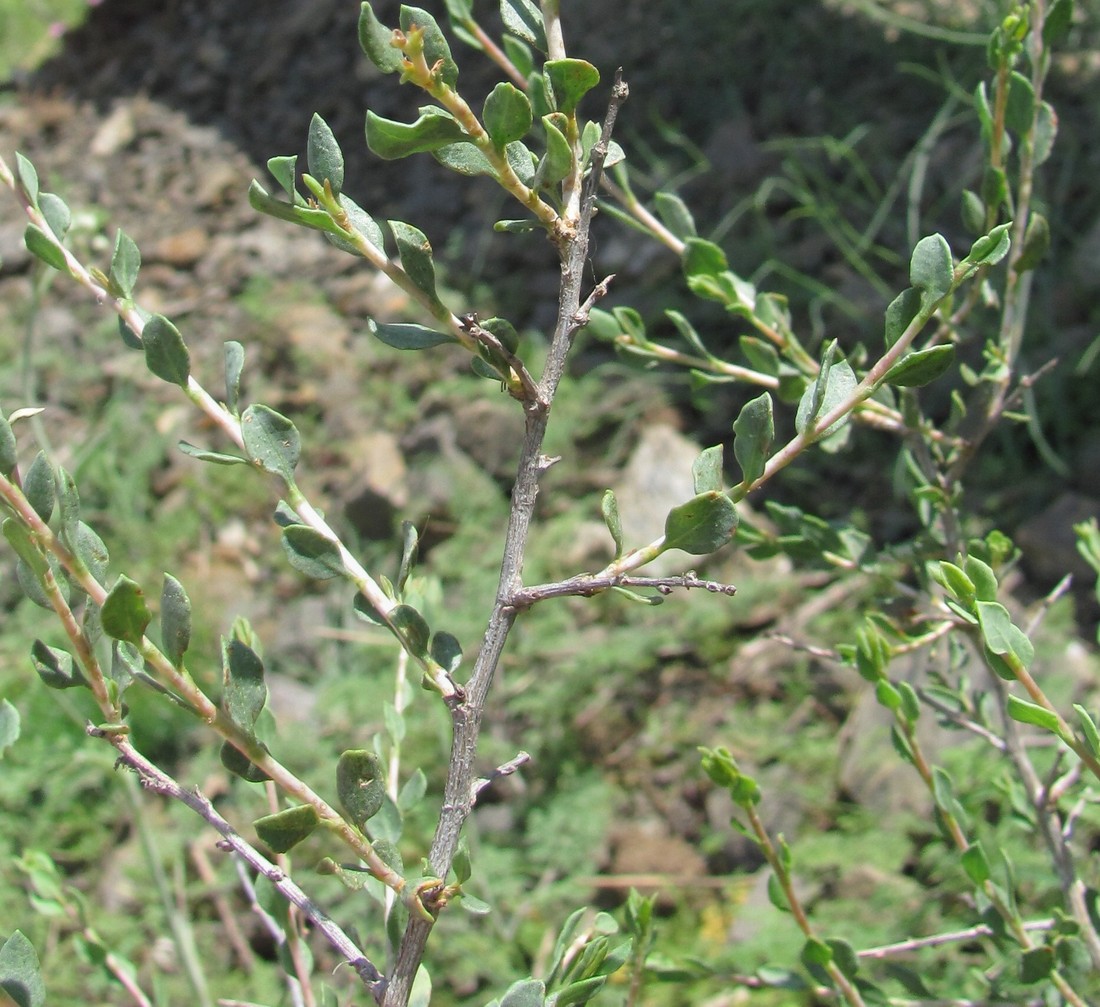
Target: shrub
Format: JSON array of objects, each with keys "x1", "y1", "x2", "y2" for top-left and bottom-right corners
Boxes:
[{"x1": 2, "y1": 2, "x2": 1099, "y2": 1006}]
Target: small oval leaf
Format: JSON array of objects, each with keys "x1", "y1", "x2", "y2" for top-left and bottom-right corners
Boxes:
[
  {"x1": 143, "y1": 314, "x2": 191, "y2": 388},
  {"x1": 281, "y1": 525, "x2": 345, "y2": 580},
  {"x1": 662, "y1": 492, "x2": 738, "y2": 556},
  {"x1": 336, "y1": 749, "x2": 385, "y2": 828},
  {"x1": 883, "y1": 345, "x2": 956, "y2": 387},
  {"x1": 101, "y1": 576, "x2": 152, "y2": 645},
  {"x1": 241, "y1": 404, "x2": 300, "y2": 481},
  {"x1": 255, "y1": 805, "x2": 321, "y2": 854}
]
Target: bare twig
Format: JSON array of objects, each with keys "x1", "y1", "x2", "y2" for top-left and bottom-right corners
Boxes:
[
  {"x1": 96, "y1": 730, "x2": 386, "y2": 1000},
  {"x1": 511, "y1": 571, "x2": 736, "y2": 608},
  {"x1": 472, "y1": 751, "x2": 531, "y2": 800}
]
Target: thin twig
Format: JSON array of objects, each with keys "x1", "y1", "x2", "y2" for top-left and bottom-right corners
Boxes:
[
  {"x1": 97, "y1": 730, "x2": 386, "y2": 1000},
  {"x1": 511, "y1": 571, "x2": 736, "y2": 608}
]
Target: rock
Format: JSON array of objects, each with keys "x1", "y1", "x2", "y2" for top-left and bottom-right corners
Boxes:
[
  {"x1": 341, "y1": 431, "x2": 408, "y2": 541},
  {"x1": 149, "y1": 226, "x2": 210, "y2": 267},
  {"x1": 614, "y1": 423, "x2": 702, "y2": 574},
  {"x1": 89, "y1": 101, "x2": 136, "y2": 156}
]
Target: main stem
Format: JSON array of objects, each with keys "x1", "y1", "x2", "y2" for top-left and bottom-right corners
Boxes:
[{"x1": 381, "y1": 76, "x2": 627, "y2": 1007}]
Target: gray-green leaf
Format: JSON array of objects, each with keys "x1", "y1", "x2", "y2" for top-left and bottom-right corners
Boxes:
[
  {"x1": 143, "y1": 314, "x2": 191, "y2": 388},
  {"x1": 254, "y1": 805, "x2": 320, "y2": 854},
  {"x1": 160, "y1": 575, "x2": 192, "y2": 667},
  {"x1": 484, "y1": 82, "x2": 533, "y2": 148},
  {"x1": 366, "y1": 110, "x2": 467, "y2": 159},
  {"x1": 281, "y1": 525, "x2": 345, "y2": 580},
  {"x1": 390, "y1": 220, "x2": 442, "y2": 306},
  {"x1": 733, "y1": 393, "x2": 774, "y2": 485},
  {"x1": 241, "y1": 404, "x2": 300, "y2": 481},
  {"x1": 883, "y1": 345, "x2": 956, "y2": 387},
  {"x1": 307, "y1": 113, "x2": 344, "y2": 196},
  {"x1": 336, "y1": 749, "x2": 385, "y2": 829},
  {"x1": 909, "y1": 233, "x2": 953, "y2": 309},
  {"x1": 662, "y1": 493, "x2": 738, "y2": 555},
  {"x1": 223, "y1": 638, "x2": 266, "y2": 730}
]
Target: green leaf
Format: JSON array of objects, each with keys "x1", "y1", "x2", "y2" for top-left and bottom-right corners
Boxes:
[
  {"x1": 828, "y1": 939, "x2": 859, "y2": 981},
  {"x1": 143, "y1": 314, "x2": 191, "y2": 388},
  {"x1": 400, "y1": 6, "x2": 459, "y2": 87},
  {"x1": 160, "y1": 575, "x2": 191, "y2": 667},
  {"x1": 433, "y1": 141, "x2": 496, "y2": 177},
  {"x1": 223, "y1": 638, "x2": 266, "y2": 730},
  {"x1": 358, "y1": 3, "x2": 404, "y2": 73},
  {"x1": 24, "y1": 224, "x2": 68, "y2": 272},
  {"x1": 1005, "y1": 71, "x2": 1034, "y2": 135},
  {"x1": 390, "y1": 220, "x2": 442, "y2": 306},
  {"x1": 392, "y1": 604, "x2": 430, "y2": 657},
  {"x1": 654, "y1": 191, "x2": 697, "y2": 240},
  {"x1": 307, "y1": 113, "x2": 344, "y2": 196},
  {"x1": 101, "y1": 576, "x2": 151, "y2": 645},
  {"x1": 241, "y1": 404, "x2": 300, "y2": 481},
  {"x1": 1034, "y1": 100, "x2": 1058, "y2": 166},
  {"x1": 663, "y1": 493, "x2": 738, "y2": 555},
  {"x1": 0, "y1": 699, "x2": 19, "y2": 757},
  {"x1": 795, "y1": 344, "x2": 857, "y2": 439},
  {"x1": 223, "y1": 341, "x2": 245, "y2": 414},
  {"x1": 909, "y1": 233, "x2": 953, "y2": 309},
  {"x1": 397, "y1": 768, "x2": 428, "y2": 814},
  {"x1": 109, "y1": 230, "x2": 141, "y2": 297},
  {"x1": 682, "y1": 237, "x2": 728, "y2": 280},
  {"x1": 0, "y1": 930, "x2": 46, "y2": 1007},
  {"x1": 961, "y1": 842, "x2": 991, "y2": 885},
  {"x1": 38, "y1": 193, "x2": 70, "y2": 242},
  {"x1": 267, "y1": 154, "x2": 299, "y2": 199},
  {"x1": 430, "y1": 632, "x2": 463, "y2": 674},
  {"x1": 601, "y1": 489, "x2": 624, "y2": 558},
  {"x1": 883, "y1": 345, "x2": 956, "y2": 387},
  {"x1": 801, "y1": 937, "x2": 833, "y2": 968},
  {"x1": 370, "y1": 321, "x2": 454, "y2": 350},
  {"x1": 23, "y1": 452, "x2": 55, "y2": 523},
  {"x1": 221, "y1": 741, "x2": 270, "y2": 783},
  {"x1": 0, "y1": 412, "x2": 16, "y2": 477},
  {"x1": 55, "y1": 467, "x2": 79, "y2": 541},
  {"x1": 118, "y1": 303, "x2": 146, "y2": 349},
  {"x1": 692, "y1": 445, "x2": 724, "y2": 495},
  {"x1": 3, "y1": 519, "x2": 48, "y2": 580},
  {"x1": 961, "y1": 189, "x2": 986, "y2": 235},
  {"x1": 397, "y1": 520, "x2": 419, "y2": 593},
  {"x1": 1014, "y1": 213, "x2": 1049, "y2": 273},
  {"x1": 964, "y1": 555, "x2": 998, "y2": 601},
  {"x1": 248, "y1": 179, "x2": 342, "y2": 233},
  {"x1": 1073, "y1": 705, "x2": 1100, "y2": 758},
  {"x1": 964, "y1": 221, "x2": 1012, "y2": 268},
  {"x1": 1043, "y1": 0, "x2": 1074, "y2": 45},
  {"x1": 31, "y1": 640, "x2": 86, "y2": 690},
  {"x1": 500, "y1": 0, "x2": 546, "y2": 52},
  {"x1": 484, "y1": 82, "x2": 532, "y2": 148},
  {"x1": 499, "y1": 979, "x2": 545, "y2": 1007},
  {"x1": 326, "y1": 193, "x2": 387, "y2": 257},
  {"x1": 254, "y1": 805, "x2": 321, "y2": 854},
  {"x1": 366, "y1": 109, "x2": 468, "y2": 159},
  {"x1": 732, "y1": 393, "x2": 774, "y2": 485},
  {"x1": 976, "y1": 601, "x2": 1034, "y2": 669},
  {"x1": 884, "y1": 288, "x2": 922, "y2": 347},
  {"x1": 336, "y1": 749, "x2": 385, "y2": 829},
  {"x1": 15, "y1": 153, "x2": 40, "y2": 205},
  {"x1": 544, "y1": 59, "x2": 600, "y2": 115},
  {"x1": 281, "y1": 525, "x2": 345, "y2": 580},
  {"x1": 1019, "y1": 946, "x2": 1054, "y2": 984},
  {"x1": 538, "y1": 115, "x2": 573, "y2": 185},
  {"x1": 875, "y1": 680, "x2": 901, "y2": 710},
  {"x1": 1006, "y1": 694, "x2": 1062, "y2": 735},
  {"x1": 177, "y1": 442, "x2": 248, "y2": 466}
]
